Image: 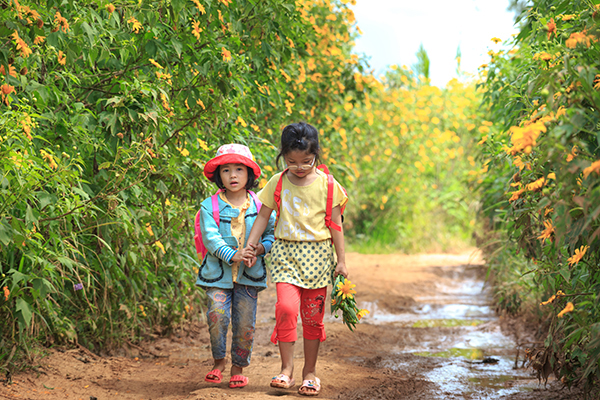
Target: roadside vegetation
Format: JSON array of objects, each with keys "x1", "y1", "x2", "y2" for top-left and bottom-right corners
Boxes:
[{"x1": 477, "y1": 0, "x2": 600, "y2": 392}]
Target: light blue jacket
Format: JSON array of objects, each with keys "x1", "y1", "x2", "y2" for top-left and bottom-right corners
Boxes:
[{"x1": 195, "y1": 193, "x2": 276, "y2": 290}]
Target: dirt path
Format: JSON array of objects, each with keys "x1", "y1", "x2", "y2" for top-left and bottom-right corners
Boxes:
[{"x1": 0, "y1": 251, "x2": 583, "y2": 399}]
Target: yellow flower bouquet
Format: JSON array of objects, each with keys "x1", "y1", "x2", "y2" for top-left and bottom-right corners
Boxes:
[{"x1": 330, "y1": 274, "x2": 369, "y2": 331}]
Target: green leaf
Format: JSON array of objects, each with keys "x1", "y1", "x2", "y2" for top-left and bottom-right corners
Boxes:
[
  {"x1": 559, "y1": 267, "x2": 571, "y2": 283},
  {"x1": 171, "y1": 38, "x2": 183, "y2": 58},
  {"x1": 81, "y1": 22, "x2": 95, "y2": 46},
  {"x1": 16, "y1": 298, "x2": 33, "y2": 328},
  {"x1": 0, "y1": 219, "x2": 13, "y2": 245}
]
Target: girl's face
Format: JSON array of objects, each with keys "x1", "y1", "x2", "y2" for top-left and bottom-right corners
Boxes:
[
  {"x1": 219, "y1": 163, "x2": 248, "y2": 193},
  {"x1": 284, "y1": 149, "x2": 316, "y2": 179}
]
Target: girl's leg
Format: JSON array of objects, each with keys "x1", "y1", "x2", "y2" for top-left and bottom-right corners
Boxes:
[
  {"x1": 299, "y1": 286, "x2": 327, "y2": 394},
  {"x1": 272, "y1": 283, "x2": 301, "y2": 381},
  {"x1": 205, "y1": 288, "x2": 232, "y2": 378},
  {"x1": 230, "y1": 283, "x2": 258, "y2": 384}
]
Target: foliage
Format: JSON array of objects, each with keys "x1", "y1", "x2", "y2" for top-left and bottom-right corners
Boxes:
[
  {"x1": 477, "y1": 0, "x2": 600, "y2": 392},
  {"x1": 336, "y1": 67, "x2": 483, "y2": 253},
  {"x1": 0, "y1": 0, "x2": 367, "y2": 371}
]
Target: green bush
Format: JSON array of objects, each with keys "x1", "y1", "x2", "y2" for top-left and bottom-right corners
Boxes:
[{"x1": 478, "y1": 0, "x2": 600, "y2": 391}]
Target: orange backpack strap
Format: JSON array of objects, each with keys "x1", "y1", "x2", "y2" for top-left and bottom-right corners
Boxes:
[{"x1": 324, "y1": 173, "x2": 342, "y2": 232}]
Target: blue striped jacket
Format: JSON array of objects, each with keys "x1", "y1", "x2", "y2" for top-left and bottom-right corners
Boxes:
[{"x1": 195, "y1": 193, "x2": 275, "y2": 290}]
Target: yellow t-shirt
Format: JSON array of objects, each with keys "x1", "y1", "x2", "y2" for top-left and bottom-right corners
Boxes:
[{"x1": 258, "y1": 170, "x2": 348, "y2": 241}]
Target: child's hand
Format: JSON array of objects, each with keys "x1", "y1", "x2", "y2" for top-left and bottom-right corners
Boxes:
[
  {"x1": 231, "y1": 249, "x2": 244, "y2": 263},
  {"x1": 241, "y1": 245, "x2": 257, "y2": 267},
  {"x1": 334, "y1": 262, "x2": 348, "y2": 279}
]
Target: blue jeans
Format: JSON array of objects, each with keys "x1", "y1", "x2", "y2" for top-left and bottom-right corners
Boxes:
[{"x1": 205, "y1": 284, "x2": 258, "y2": 367}]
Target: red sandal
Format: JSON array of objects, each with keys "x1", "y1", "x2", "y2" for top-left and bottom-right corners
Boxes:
[
  {"x1": 229, "y1": 374, "x2": 248, "y2": 388},
  {"x1": 204, "y1": 369, "x2": 223, "y2": 383}
]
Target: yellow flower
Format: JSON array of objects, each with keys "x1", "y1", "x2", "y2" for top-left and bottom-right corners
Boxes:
[
  {"x1": 106, "y1": 3, "x2": 115, "y2": 13},
  {"x1": 33, "y1": 36, "x2": 45, "y2": 45},
  {"x1": 557, "y1": 302, "x2": 574, "y2": 318},
  {"x1": 537, "y1": 220, "x2": 554, "y2": 240},
  {"x1": 196, "y1": 99, "x2": 206, "y2": 109},
  {"x1": 58, "y1": 50, "x2": 66, "y2": 65},
  {"x1": 567, "y1": 245, "x2": 589, "y2": 266},
  {"x1": 565, "y1": 32, "x2": 591, "y2": 49},
  {"x1": 236, "y1": 116, "x2": 247, "y2": 127},
  {"x1": 11, "y1": 31, "x2": 32, "y2": 58},
  {"x1": 357, "y1": 309, "x2": 370, "y2": 320},
  {"x1": 491, "y1": 37, "x2": 501, "y2": 44},
  {"x1": 40, "y1": 150, "x2": 58, "y2": 170},
  {"x1": 3, "y1": 286, "x2": 9, "y2": 301},
  {"x1": 197, "y1": 138, "x2": 209, "y2": 151},
  {"x1": 1, "y1": 84, "x2": 15, "y2": 106},
  {"x1": 583, "y1": 160, "x2": 600, "y2": 178},
  {"x1": 381, "y1": 195, "x2": 388, "y2": 204},
  {"x1": 566, "y1": 146, "x2": 578, "y2": 162},
  {"x1": 192, "y1": 20, "x2": 202, "y2": 40},
  {"x1": 540, "y1": 290, "x2": 564, "y2": 306},
  {"x1": 149, "y1": 58, "x2": 163, "y2": 69},
  {"x1": 221, "y1": 47, "x2": 232, "y2": 62},
  {"x1": 155, "y1": 240, "x2": 166, "y2": 254},
  {"x1": 127, "y1": 17, "x2": 142, "y2": 33},
  {"x1": 145, "y1": 223, "x2": 154, "y2": 236},
  {"x1": 336, "y1": 278, "x2": 357, "y2": 300},
  {"x1": 191, "y1": 0, "x2": 206, "y2": 14},
  {"x1": 526, "y1": 176, "x2": 546, "y2": 192},
  {"x1": 508, "y1": 188, "x2": 525, "y2": 202},
  {"x1": 54, "y1": 11, "x2": 70, "y2": 32}
]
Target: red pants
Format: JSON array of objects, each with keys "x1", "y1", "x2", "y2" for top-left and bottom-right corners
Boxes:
[{"x1": 271, "y1": 283, "x2": 328, "y2": 344}]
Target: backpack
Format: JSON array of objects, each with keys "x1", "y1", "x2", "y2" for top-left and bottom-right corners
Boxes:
[
  {"x1": 194, "y1": 189, "x2": 262, "y2": 262},
  {"x1": 273, "y1": 165, "x2": 347, "y2": 235}
]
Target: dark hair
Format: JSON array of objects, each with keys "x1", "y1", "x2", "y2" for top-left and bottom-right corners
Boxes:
[
  {"x1": 213, "y1": 165, "x2": 258, "y2": 191},
  {"x1": 275, "y1": 122, "x2": 321, "y2": 168}
]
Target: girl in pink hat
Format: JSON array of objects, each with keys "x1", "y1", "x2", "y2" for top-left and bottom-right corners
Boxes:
[
  {"x1": 198, "y1": 144, "x2": 276, "y2": 389},
  {"x1": 243, "y1": 123, "x2": 348, "y2": 396}
]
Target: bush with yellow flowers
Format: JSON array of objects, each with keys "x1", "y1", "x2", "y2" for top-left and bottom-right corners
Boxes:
[
  {"x1": 477, "y1": 0, "x2": 600, "y2": 392},
  {"x1": 0, "y1": 0, "x2": 368, "y2": 368}
]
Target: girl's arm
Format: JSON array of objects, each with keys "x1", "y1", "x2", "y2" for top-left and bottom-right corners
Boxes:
[
  {"x1": 242, "y1": 204, "x2": 274, "y2": 265},
  {"x1": 330, "y1": 205, "x2": 348, "y2": 279}
]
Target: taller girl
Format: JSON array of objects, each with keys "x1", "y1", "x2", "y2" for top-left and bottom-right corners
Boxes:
[{"x1": 244, "y1": 122, "x2": 348, "y2": 396}]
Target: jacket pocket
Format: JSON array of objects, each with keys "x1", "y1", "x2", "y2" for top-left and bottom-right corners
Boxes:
[
  {"x1": 198, "y1": 255, "x2": 225, "y2": 283},
  {"x1": 242, "y1": 258, "x2": 267, "y2": 282}
]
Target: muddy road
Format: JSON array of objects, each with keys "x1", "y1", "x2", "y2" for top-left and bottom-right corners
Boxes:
[{"x1": 1, "y1": 251, "x2": 583, "y2": 399}]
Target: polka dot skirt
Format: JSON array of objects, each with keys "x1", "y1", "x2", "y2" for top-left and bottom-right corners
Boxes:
[{"x1": 269, "y1": 239, "x2": 335, "y2": 289}]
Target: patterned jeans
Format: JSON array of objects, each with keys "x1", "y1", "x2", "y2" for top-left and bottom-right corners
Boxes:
[{"x1": 205, "y1": 284, "x2": 258, "y2": 367}]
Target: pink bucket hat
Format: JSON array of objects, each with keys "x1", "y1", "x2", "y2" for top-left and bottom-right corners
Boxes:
[{"x1": 203, "y1": 144, "x2": 261, "y2": 181}]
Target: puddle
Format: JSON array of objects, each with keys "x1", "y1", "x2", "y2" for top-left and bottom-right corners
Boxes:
[{"x1": 351, "y1": 265, "x2": 539, "y2": 398}]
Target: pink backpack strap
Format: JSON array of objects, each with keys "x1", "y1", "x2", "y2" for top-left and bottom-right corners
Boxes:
[
  {"x1": 248, "y1": 190, "x2": 262, "y2": 213},
  {"x1": 211, "y1": 191, "x2": 221, "y2": 227}
]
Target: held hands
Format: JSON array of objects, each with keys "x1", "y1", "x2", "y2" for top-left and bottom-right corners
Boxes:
[{"x1": 241, "y1": 243, "x2": 263, "y2": 268}]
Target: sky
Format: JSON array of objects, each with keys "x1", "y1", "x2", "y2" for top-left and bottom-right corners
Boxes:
[{"x1": 349, "y1": 0, "x2": 520, "y2": 87}]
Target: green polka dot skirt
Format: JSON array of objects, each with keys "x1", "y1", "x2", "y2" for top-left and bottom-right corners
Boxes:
[{"x1": 269, "y1": 239, "x2": 335, "y2": 289}]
